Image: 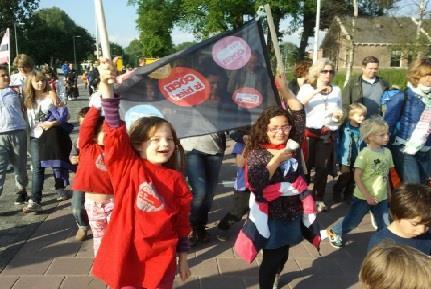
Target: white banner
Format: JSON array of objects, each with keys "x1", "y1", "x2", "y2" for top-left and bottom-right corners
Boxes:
[{"x1": 0, "y1": 28, "x2": 10, "y2": 64}]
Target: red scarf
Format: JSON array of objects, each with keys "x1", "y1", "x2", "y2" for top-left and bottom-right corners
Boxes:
[{"x1": 261, "y1": 143, "x2": 286, "y2": 150}]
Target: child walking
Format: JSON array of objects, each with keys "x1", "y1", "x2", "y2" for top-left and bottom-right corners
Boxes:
[
  {"x1": 327, "y1": 117, "x2": 393, "y2": 248},
  {"x1": 91, "y1": 60, "x2": 192, "y2": 289},
  {"x1": 23, "y1": 70, "x2": 72, "y2": 213},
  {"x1": 70, "y1": 107, "x2": 90, "y2": 241},
  {"x1": 368, "y1": 184, "x2": 431, "y2": 255},
  {"x1": 216, "y1": 130, "x2": 250, "y2": 241},
  {"x1": 72, "y1": 100, "x2": 113, "y2": 255},
  {"x1": 333, "y1": 103, "x2": 367, "y2": 203}
]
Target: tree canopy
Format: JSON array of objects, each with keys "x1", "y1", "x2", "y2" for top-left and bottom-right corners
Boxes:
[
  {"x1": 130, "y1": 0, "x2": 399, "y2": 60},
  {"x1": 19, "y1": 8, "x2": 95, "y2": 65}
]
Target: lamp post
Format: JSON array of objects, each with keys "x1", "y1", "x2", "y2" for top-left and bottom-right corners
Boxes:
[
  {"x1": 13, "y1": 22, "x2": 24, "y2": 56},
  {"x1": 72, "y1": 35, "x2": 81, "y2": 71}
]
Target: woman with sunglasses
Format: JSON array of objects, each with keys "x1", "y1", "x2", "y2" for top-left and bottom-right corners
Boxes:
[{"x1": 297, "y1": 58, "x2": 342, "y2": 212}]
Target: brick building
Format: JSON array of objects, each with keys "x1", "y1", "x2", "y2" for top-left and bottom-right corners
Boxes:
[{"x1": 321, "y1": 16, "x2": 431, "y2": 70}]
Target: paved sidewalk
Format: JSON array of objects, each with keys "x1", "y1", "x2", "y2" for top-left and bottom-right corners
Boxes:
[{"x1": 0, "y1": 82, "x2": 372, "y2": 289}]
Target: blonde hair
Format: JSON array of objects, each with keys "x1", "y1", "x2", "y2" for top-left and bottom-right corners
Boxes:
[
  {"x1": 23, "y1": 70, "x2": 50, "y2": 109},
  {"x1": 407, "y1": 58, "x2": 431, "y2": 87},
  {"x1": 360, "y1": 117, "x2": 388, "y2": 144},
  {"x1": 348, "y1": 103, "x2": 367, "y2": 119},
  {"x1": 306, "y1": 58, "x2": 335, "y2": 87},
  {"x1": 13, "y1": 54, "x2": 34, "y2": 70},
  {"x1": 360, "y1": 243, "x2": 431, "y2": 289}
]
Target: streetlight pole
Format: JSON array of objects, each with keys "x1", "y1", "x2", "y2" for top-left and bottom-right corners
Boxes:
[
  {"x1": 13, "y1": 22, "x2": 23, "y2": 56},
  {"x1": 72, "y1": 35, "x2": 81, "y2": 71}
]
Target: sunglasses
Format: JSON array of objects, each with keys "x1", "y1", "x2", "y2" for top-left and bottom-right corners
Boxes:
[{"x1": 320, "y1": 70, "x2": 335, "y2": 75}]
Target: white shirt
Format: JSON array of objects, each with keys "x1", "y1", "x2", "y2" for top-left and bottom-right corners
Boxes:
[
  {"x1": 27, "y1": 97, "x2": 55, "y2": 137},
  {"x1": 297, "y1": 84, "x2": 342, "y2": 131}
]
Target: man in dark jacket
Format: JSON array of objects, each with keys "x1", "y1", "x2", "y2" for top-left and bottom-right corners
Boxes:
[{"x1": 342, "y1": 56, "x2": 390, "y2": 117}]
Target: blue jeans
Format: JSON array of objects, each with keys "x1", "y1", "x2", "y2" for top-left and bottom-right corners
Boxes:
[
  {"x1": 390, "y1": 145, "x2": 431, "y2": 184},
  {"x1": 185, "y1": 150, "x2": 224, "y2": 228},
  {"x1": 0, "y1": 129, "x2": 28, "y2": 196},
  {"x1": 332, "y1": 197, "x2": 389, "y2": 237},
  {"x1": 71, "y1": 190, "x2": 89, "y2": 229},
  {"x1": 30, "y1": 138, "x2": 65, "y2": 203}
]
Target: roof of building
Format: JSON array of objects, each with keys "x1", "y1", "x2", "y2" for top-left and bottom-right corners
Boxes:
[{"x1": 331, "y1": 16, "x2": 430, "y2": 44}]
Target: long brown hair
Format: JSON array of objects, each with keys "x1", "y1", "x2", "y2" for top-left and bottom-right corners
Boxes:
[
  {"x1": 23, "y1": 70, "x2": 50, "y2": 109},
  {"x1": 246, "y1": 106, "x2": 294, "y2": 152},
  {"x1": 128, "y1": 116, "x2": 185, "y2": 172}
]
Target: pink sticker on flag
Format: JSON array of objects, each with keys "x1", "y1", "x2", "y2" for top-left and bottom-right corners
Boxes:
[
  {"x1": 159, "y1": 67, "x2": 210, "y2": 107},
  {"x1": 212, "y1": 36, "x2": 251, "y2": 70},
  {"x1": 232, "y1": 87, "x2": 263, "y2": 109}
]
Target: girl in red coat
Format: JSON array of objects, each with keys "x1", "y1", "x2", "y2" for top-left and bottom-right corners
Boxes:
[
  {"x1": 91, "y1": 59, "x2": 192, "y2": 289},
  {"x1": 72, "y1": 99, "x2": 114, "y2": 256}
]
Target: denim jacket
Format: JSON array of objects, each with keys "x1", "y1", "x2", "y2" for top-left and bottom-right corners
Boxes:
[
  {"x1": 336, "y1": 122, "x2": 362, "y2": 166},
  {"x1": 0, "y1": 87, "x2": 27, "y2": 133},
  {"x1": 384, "y1": 87, "x2": 431, "y2": 147}
]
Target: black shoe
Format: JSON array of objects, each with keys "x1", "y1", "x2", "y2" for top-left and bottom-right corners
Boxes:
[
  {"x1": 14, "y1": 190, "x2": 28, "y2": 205},
  {"x1": 189, "y1": 226, "x2": 209, "y2": 247}
]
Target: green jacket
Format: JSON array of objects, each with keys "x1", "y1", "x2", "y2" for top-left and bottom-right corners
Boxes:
[{"x1": 342, "y1": 75, "x2": 390, "y2": 115}]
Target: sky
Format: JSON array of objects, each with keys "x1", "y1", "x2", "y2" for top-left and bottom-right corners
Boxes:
[
  {"x1": 38, "y1": 0, "x2": 195, "y2": 47},
  {"x1": 38, "y1": 0, "x2": 419, "y2": 49}
]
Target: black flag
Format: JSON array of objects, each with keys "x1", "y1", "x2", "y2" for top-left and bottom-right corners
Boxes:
[{"x1": 116, "y1": 20, "x2": 279, "y2": 138}]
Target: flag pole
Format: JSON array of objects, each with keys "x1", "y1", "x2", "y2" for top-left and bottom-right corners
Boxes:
[
  {"x1": 94, "y1": 0, "x2": 113, "y2": 84},
  {"x1": 263, "y1": 4, "x2": 285, "y2": 74}
]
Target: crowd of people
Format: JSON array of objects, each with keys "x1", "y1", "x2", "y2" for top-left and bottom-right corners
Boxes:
[{"x1": 1, "y1": 52, "x2": 431, "y2": 289}]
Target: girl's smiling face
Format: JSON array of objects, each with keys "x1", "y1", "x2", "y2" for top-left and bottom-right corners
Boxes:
[{"x1": 137, "y1": 123, "x2": 175, "y2": 165}]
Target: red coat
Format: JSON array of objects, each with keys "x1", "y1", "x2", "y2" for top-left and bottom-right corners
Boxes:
[
  {"x1": 92, "y1": 122, "x2": 192, "y2": 289},
  {"x1": 72, "y1": 107, "x2": 113, "y2": 195}
]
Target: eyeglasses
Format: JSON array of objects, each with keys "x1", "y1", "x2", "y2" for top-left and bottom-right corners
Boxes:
[
  {"x1": 320, "y1": 70, "x2": 335, "y2": 75},
  {"x1": 267, "y1": 125, "x2": 292, "y2": 133}
]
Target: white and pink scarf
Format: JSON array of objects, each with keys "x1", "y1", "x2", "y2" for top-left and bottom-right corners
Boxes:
[{"x1": 402, "y1": 83, "x2": 431, "y2": 155}]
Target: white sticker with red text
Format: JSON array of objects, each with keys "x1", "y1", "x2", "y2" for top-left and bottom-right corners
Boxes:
[
  {"x1": 212, "y1": 36, "x2": 251, "y2": 70},
  {"x1": 232, "y1": 87, "x2": 263, "y2": 109}
]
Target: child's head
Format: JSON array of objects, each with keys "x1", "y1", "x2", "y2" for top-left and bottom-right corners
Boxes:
[
  {"x1": 359, "y1": 117, "x2": 389, "y2": 145},
  {"x1": 390, "y1": 184, "x2": 431, "y2": 238},
  {"x1": 0, "y1": 65, "x2": 10, "y2": 89},
  {"x1": 348, "y1": 103, "x2": 367, "y2": 125},
  {"x1": 77, "y1": 107, "x2": 90, "y2": 125},
  {"x1": 129, "y1": 116, "x2": 183, "y2": 171},
  {"x1": 360, "y1": 242, "x2": 431, "y2": 289},
  {"x1": 23, "y1": 70, "x2": 50, "y2": 109}
]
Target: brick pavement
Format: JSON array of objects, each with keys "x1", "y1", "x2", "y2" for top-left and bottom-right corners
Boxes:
[{"x1": 0, "y1": 81, "x2": 373, "y2": 289}]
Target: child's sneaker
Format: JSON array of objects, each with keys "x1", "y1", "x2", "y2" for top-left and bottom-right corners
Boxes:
[
  {"x1": 216, "y1": 229, "x2": 229, "y2": 242},
  {"x1": 14, "y1": 190, "x2": 28, "y2": 205},
  {"x1": 56, "y1": 190, "x2": 69, "y2": 201},
  {"x1": 327, "y1": 229, "x2": 343, "y2": 248},
  {"x1": 23, "y1": 199, "x2": 42, "y2": 213},
  {"x1": 316, "y1": 201, "x2": 328, "y2": 213},
  {"x1": 75, "y1": 228, "x2": 88, "y2": 241}
]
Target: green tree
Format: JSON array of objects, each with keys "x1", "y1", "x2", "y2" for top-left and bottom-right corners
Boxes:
[
  {"x1": 173, "y1": 41, "x2": 198, "y2": 52},
  {"x1": 125, "y1": 39, "x2": 144, "y2": 66},
  {"x1": 19, "y1": 8, "x2": 95, "y2": 65},
  {"x1": 129, "y1": 0, "x2": 181, "y2": 57},
  {"x1": 0, "y1": 0, "x2": 40, "y2": 59}
]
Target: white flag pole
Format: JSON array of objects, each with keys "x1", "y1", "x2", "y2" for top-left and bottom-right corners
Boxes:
[
  {"x1": 94, "y1": 0, "x2": 113, "y2": 84},
  {"x1": 7, "y1": 28, "x2": 10, "y2": 73},
  {"x1": 264, "y1": 4, "x2": 284, "y2": 74},
  {"x1": 94, "y1": 0, "x2": 111, "y2": 60}
]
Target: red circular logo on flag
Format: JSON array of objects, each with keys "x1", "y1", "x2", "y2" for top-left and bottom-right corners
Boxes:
[
  {"x1": 159, "y1": 67, "x2": 210, "y2": 107},
  {"x1": 212, "y1": 36, "x2": 251, "y2": 70},
  {"x1": 232, "y1": 87, "x2": 263, "y2": 109}
]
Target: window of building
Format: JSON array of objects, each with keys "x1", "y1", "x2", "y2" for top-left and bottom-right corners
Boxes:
[
  {"x1": 407, "y1": 51, "x2": 414, "y2": 65},
  {"x1": 391, "y1": 50, "x2": 401, "y2": 67}
]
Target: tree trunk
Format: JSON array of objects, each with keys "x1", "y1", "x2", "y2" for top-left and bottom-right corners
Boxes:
[
  {"x1": 298, "y1": 16, "x2": 314, "y2": 60},
  {"x1": 344, "y1": 0, "x2": 358, "y2": 88}
]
